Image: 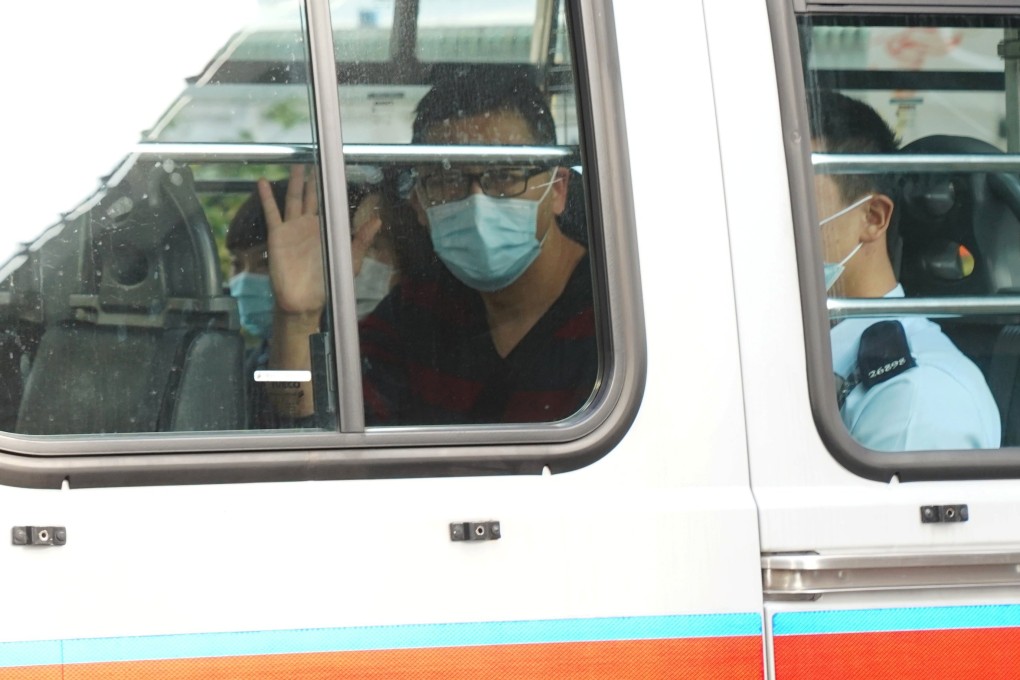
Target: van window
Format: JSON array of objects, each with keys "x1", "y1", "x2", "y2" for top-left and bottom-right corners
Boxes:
[
  {"x1": 0, "y1": 0, "x2": 622, "y2": 466},
  {"x1": 0, "y1": 1, "x2": 334, "y2": 436},
  {"x1": 784, "y1": 8, "x2": 1020, "y2": 470},
  {"x1": 339, "y1": 0, "x2": 598, "y2": 427}
]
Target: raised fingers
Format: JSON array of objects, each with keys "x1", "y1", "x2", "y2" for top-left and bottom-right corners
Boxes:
[
  {"x1": 303, "y1": 167, "x2": 319, "y2": 217},
  {"x1": 257, "y1": 178, "x2": 283, "y2": 229},
  {"x1": 284, "y1": 165, "x2": 307, "y2": 222}
]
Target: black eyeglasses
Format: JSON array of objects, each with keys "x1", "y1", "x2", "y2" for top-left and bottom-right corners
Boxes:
[{"x1": 416, "y1": 166, "x2": 553, "y2": 204}]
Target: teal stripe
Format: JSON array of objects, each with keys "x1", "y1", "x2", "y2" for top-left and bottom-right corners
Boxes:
[
  {"x1": 774, "y1": 605, "x2": 1020, "y2": 636},
  {"x1": 2, "y1": 613, "x2": 761, "y2": 667},
  {"x1": 0, "y1": 640, "x2": 61, "y2": 668}
]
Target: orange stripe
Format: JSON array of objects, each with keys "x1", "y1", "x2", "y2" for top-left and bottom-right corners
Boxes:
[
  {"x1": 62, "y1": 637, "x2": 762, "y2": 680},
  {"x1": 775, "y1": 628, "x2": 1020, "y2": 680},
  {"x1": 0, "y1": 667, "x2": 61, "y2": 680}
]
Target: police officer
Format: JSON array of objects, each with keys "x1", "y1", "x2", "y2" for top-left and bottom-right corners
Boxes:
[{"x1": 810, "y1": 91, "x2": 1000, "y2": 451}]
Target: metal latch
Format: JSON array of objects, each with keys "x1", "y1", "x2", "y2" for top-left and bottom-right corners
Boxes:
[
  {"x1": 921, "y1": 505, "x2": 968, "y2": 523},
  {"x1": 999, "y1": 39, "x2": 1020, "y2": 60},
  {"x1": 450, "y1": 521, "x2": 501, "y2": 541},
  {"x1": 12, "y1": 526, "x2": 66, "y2": 546}
]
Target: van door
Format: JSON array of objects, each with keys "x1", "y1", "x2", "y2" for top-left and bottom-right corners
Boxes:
[{"x1": 709, "y1": 0, "x2": 1020, "y2": 677}]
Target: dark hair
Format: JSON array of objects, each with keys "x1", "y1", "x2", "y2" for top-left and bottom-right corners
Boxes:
[
  {"x1": 226, "y1": 181, "x2": 285, "y2": 252},
  {"x1": 412, "y1": 66, "x2": 556, "y2": 145},
  {"x1": 808, "y1": 90, "x2": 899, "y2": 202}
]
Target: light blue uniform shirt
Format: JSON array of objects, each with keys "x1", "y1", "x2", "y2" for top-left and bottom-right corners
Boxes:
[{"x1": 831, "y1": 285, "x2": 1001, "y2": 451}]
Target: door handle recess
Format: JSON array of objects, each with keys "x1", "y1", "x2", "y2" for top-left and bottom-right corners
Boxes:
[{"x1": 762, "y1": 551, "x2": 1020, "y2": 600}]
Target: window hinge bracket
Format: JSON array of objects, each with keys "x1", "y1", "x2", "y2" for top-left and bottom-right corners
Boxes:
[
  {"x1": 12, "y1": 526, "x2": 66, "y2": 546},
  {"x1": 450, "y1": 521, "x2": 501, "y2": 541}
]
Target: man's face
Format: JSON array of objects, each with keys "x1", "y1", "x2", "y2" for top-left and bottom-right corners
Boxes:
[{"x1": 413, "y1": 109, "x2": 568, "y2": 235}]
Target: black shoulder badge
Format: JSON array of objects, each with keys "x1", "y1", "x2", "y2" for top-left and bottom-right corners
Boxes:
[{"x1": 858, "y1": 320, "x2": 917, "y2": 389}]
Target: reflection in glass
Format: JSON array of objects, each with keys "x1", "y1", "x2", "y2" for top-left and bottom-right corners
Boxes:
[{"x1": 416, "y1": 0, "x2": 537, "y2": 63}]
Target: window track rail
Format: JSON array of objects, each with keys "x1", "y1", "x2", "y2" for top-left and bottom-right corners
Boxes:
[{"x1": 132, "y1": 142, "x2": 579, "y2": 165}]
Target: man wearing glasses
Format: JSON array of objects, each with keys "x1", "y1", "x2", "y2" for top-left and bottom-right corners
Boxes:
[{"x1": 262, "y1": 70, "x2": 596, "y2": 425}]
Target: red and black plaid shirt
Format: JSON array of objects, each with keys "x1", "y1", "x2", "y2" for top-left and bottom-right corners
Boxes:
[{"x1": 359, "y1": 257, "x2": 597, "y2": 426}]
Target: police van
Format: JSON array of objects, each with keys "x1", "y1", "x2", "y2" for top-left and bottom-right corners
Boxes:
[{"x1": 3, "y1": 0, "x2": 1020, "y2": 677}]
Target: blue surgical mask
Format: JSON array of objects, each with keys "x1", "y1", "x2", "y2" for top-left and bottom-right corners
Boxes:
[
  {"x1": 823, "y1": 242, "x2": 863, "y2": 291},
  {"x1": 820, "y1": 194, "x2": 871, "y2": 292},
  {"x1": 228, "y1": 272, "x2": 275, "y2": 338},
  {"x1": 424, "y1": 176, "x2": 556, "y2": 292}
]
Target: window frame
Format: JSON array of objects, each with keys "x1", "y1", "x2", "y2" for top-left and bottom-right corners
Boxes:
[
  {"x1": 0, "y1": 0, "x2": 645, "y2": 489},
  {"x1": 769, "y1": 0, "x2": 1020, "y2": 481}
]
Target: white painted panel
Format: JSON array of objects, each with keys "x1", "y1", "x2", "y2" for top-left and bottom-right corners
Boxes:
[{"x1": 0, "y1": 0, "x2": 763, "y2": 650}]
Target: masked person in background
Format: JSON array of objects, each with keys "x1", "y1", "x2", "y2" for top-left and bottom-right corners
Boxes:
[
  {"x1": 810, "y1": 90, "x2": 999, "y2": 450},
  {"x1": 227, "y1": 179, "x2": 399, "y2": 427},
  {"x1": 228, "y1": 182, "x2": 280, "y2": 344},
  {"x1": 263, "y1": 69, "x2": 597, "y2": 425}
]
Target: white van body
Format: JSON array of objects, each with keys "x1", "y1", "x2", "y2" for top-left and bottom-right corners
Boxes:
[{"x1": 3, "y1": 1, "x2": 1019, "y2": 678}]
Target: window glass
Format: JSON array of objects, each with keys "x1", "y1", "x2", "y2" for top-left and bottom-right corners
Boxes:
[
  {"x1": 0, "y1": 0, "x2": 336, "y2": 435},
  {"x1": 332, "y1": 0, "x2": 397, "y2": 62},
  {"x1": 805, "y1": 22, "x2": 1008, "y2": 147},
  {"x1": 0, "y1": 0, "x2": 600, "y2": 441},
  {"x1": 152, "y1": 2, "x2": 397, "y2": 144},
  {"x1": 150, "y1": 2, "x2": 313, "y2": 144},
  {"x1": 335, "y1": 85, "x2": 430, "y2": 144},
  {"x1": 553, "y1": 3, "x2": 572, "y2": 66},
  {"x1": 416, "y1": 0, "x2": 538, "y2": 63},
  {"x1": 323, "y1": 0, "x2": 600, "y2": 427},
  {"x1": 797, "y1": 14, "x2": 1019, "y2": 452}
]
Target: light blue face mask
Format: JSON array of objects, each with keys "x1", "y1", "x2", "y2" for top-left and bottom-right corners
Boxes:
[
  {"x1": 820, "y1": 194, "x2": 871, "y2": 291},
  {"x1": 355, "y1": 256, "x2": 395, "y2": 319},
  {"x1": 424, "y1": 175, "x2": 556, "y2": 292},
  {"x1": 228, "y1": 272, "x2": 275, "y2": 338},
  {"x1": 822, "y1": 242, "x2": 863, "y2": 291}
]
